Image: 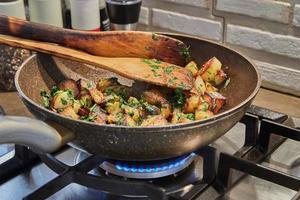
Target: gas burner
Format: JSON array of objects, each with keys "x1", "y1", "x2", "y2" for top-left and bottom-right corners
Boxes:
[
  {"x1": 75, "y1": 151, "x2": 197, "y2": 179},
  {"x1": 100, "y1": 153, "x2": 197, "y2": 179}
]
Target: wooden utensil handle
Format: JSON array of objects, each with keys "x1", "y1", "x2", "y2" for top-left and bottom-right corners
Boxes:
[
  {"x1": 0, "y1": 15, "x2": 71, "y2": 45},
  {"x1": 0, "y1": 15, "x2": 187, "y2": 66}
]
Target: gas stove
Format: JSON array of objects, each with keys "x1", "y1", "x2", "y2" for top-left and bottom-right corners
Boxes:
[{"x1": 0, "y1": 105, "x2": 299, "y2": 200}]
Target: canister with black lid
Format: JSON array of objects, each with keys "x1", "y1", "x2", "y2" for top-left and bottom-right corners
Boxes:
[{"x1": 106, "y1": 0, "x2": 141, "y2": 31}]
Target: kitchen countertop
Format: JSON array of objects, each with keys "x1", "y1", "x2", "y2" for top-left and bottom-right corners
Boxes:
[{"x1": 0, "y1": 88, "x2": 299, "y2": 118}]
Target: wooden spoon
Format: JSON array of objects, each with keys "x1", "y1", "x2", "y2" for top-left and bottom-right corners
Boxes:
[
  {"x1": 0, "y1": 15, "x2": 188, "y2": 66},
  {"x1": 0, "y1": 34, "x2": 193, "y2": 90}
]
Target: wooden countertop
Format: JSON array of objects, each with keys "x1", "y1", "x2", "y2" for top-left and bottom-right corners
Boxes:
[{"x1": 0, "y1": 88, "x2": 299, "y2": 118}]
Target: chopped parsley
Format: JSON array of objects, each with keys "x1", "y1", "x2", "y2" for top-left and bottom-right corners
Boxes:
[
  {"x1": 152, "y1": 32, "x2": 159, "y2": 41},
  {"x1": 164, "y1": 66, "x2": 174, "y2": 74},
  {"x1": 150, "y1": 65, "x2": 160, "y2": 70},
  {"x1": 186, "y1": 113, "x2": 195, "y2": 121},
  {"x1": 56, "y1": 108, "x2": 63, "y2": 113},
  {"x1": 142, "y1": 58, "x2": 152, "y2": 64},
  {"x1": 224, "y1": 78, "x2": 231, "y2": 89},
  {"x1": 40, "y1": 89, "x2": 50, "y2": 108},
  {"x1": 153, "y1": 73, "x2": 162, "y2": 77},
  {"x1": 167, "y1": 77, "x2": 178, "y2": 85},
  {"x1": 80, "y1": 114, "x2": 97, "y2": 122},
  {"x1": 61, "y1": 98, "x2": 68, "y2": 105},
  {"x1": 128, "y1": 97, "x2": 140, "y2": 107},
  {"x1": 178, "y1": 82, "x2": 188, "y2": 90},
  {"x1": 105, "y1": 87, "x2": 113, "y2": 95},
  {"x1": 87, "y1": 81, "x2": 93, "y2": 89},
  {"x1": 180, "y1": 46, "x2": 191, "y2": 62},
  {"x1": 66, "y1": 90, "x2": 74, "y2": 98},
  {"x1": 170, "y1": 89, "x2": 186, "y2": 108},
  {"x1": 202, "y1": 102, "x2": 209, "y2": 111},
  {"x1": 50, "y1": 86, "x2": 59, "y2": 97}
]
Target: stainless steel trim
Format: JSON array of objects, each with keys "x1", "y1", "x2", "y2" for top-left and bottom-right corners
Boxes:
[{"x1": 110, "y1": 22, "x2": 138, "y2": 31}]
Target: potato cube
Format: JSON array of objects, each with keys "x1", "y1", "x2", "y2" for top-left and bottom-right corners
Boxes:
[
  {"x1": 77, "y1": 79, "x2": 96, "y2": 90},
  {"x1": 161, "y1": 103, "x2": 171, "y2": 119},
  {"x1": 171, "y1": 108, "x2": 182, "y2": 124},
  {"x1": 123, "y1": 115, "x2": 137, "y2": 127},
  {"x1": 141, "y1": 115, "x2": 168, "y2": 126},
  {"x1": 72, "y1": 100, "x2": 81, "y2": 113},
  {"x1": 215, "y1": 69, "x2": 227, "y2": 85},
  {"x1": 106, "y1": 102, "x2": 122, "y2": 114},
  {"x1": 184, "y1": 95, "x2": 200, "y2": 113},
  {"x1": 89, "y1": 88, "x2": 105, "y2": 104},
  {"x1": 191, "y1": 75, "x2": 206, "y2": 95},
  {"x1": 195, "y1": 110, "x2": 214, "y2": 120},
  {"x1": 185, "y1": 61, "x2": 198, "y2": 77},
  {"x1": 60, "y1": 106, "x2": 79, "y2": 119},
  {"x1": 200, "y1": 57, "x2": 222, "y2": 82},
  {"x1": 51, "y1": 91, "x2": 73, "y2": 109},
  {"x1": 205, "y1": 82, "x2": 218, "y2": 92}
]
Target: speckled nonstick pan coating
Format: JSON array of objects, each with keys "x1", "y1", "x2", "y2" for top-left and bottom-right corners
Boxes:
[{"x1": 14, "y1": 33, "x2": 261, "y2": 161}]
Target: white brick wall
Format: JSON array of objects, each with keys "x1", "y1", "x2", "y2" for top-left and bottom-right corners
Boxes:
[
  {"x1": 139, "y1": 7, "x2": 149, "y2": 25},
  {"x1": 226, "y1": 24, "x2": 300, "y2": 62},
  {"x1": 255, "y1": 61, "x2": 300, "y2": 96},
  {"x1": 152, "y1": 9, "x2": 223, "y2": 41},
  {"x1": 158, "y1": 0, "x2": 209, "y2": 8},
  {"x1": 137, "y1": 0, "x2": 300, "y2": 96},
  {"x1": 216, "y1": 0, "x2": 290, "y2": 24},
  {"x1": 293, "y1": 4, "x2": 300, "y2": 27}
]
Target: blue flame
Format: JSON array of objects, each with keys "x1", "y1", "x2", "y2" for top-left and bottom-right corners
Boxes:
[{"x1": 115, "y1": 153, "x2": 196, "y2": 173}]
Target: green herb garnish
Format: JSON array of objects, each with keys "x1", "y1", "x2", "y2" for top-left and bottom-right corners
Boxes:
[
  {"x1": 152, "y1": 32, "x2": 158, "y2": 41},
  {"x1": 80, "y1": 114, "x2": 97, "y2": 122},
  {"x1": 150, "y1": 65, "x2": 160, "y2": 70},
  {"x1": 202, "y1": 103, "x2": 209, "y2": 111},
  {"x1": 87, "y1": 81, "x2": 93, "y2": 89},
  {"x1": 128, "y1": 97, "x2": 140, "y2": 107},
  {"x1": 186, "y1": 113, "x2": 195, "y2": 121},
  {"x1": 40, "y1": 89, "x2": 50, "y2": 108},
  {"x1": 61, "y1": 98, "x2": 68, "y2": 105},
  {"x1": 180, "y1": 46, "x2": 191, "y2": 62},
  {"x1": 142, "y1": 58, "x2": 151, "y2": 64},
  {"x1": 153, "y1": 73, "x2": 162, "y2": 77},
  {"x1": 66, "y1": 90, "x2": 74, "y2": 98},
  {"x1": 152, "y1": 59, "x2": 161, "y2": 64},
  {"x1": 167, "y1": 77, "x2": 178, "y2": 85},
  {"x1": 50, "y1": 86, "x2": 59, "y2": 97},
  {"x1": 178, "y1": 82, "x2": 188, "y2": 90},
  {"x1": 224, "y1": 78, "x2": 231, "y2": 89},
  {"x1": 164, "y1": 66, "x2": 174, "y2": 74},
  {"x1": 105, "y1": 88, "x2": 113, "y2": 95},
  {"x1": 171, "y1": 88, "x2": 186, "y2": 108},
  {"x1": 56, "y1": 108, "x2": 63, "y2": 113}
]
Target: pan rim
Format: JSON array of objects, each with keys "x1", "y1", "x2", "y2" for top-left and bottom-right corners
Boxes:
[{"x1": 14, "y1": 33, "x2": 261, "y2": 131}]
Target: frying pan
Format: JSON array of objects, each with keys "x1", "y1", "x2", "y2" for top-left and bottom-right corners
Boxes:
[{"x1": 0, "y1": 33, "x2": 261, "y2": 161}]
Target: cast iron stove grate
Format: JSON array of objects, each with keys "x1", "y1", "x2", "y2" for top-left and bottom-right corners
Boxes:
[{"x1": 1, "y1": 105, "x2": 300, "y2": 200}]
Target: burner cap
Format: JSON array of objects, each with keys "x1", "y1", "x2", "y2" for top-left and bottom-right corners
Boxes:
[{"x1": 100, "y1": 153, "x2": 196, "y2": 179}]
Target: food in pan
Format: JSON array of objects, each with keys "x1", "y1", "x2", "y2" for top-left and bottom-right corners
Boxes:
[{"x1": 40, "y1": 57, "x2": 229, "y2": 126}]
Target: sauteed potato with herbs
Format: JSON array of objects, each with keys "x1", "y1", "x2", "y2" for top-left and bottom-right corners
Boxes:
[{"x1": 40, "y1": 57, "x2": 230, "y2": 126}]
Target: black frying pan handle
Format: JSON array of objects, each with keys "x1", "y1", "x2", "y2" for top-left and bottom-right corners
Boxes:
[{"x1": 0, "y1": 116, "x2": 74, "y2": 154}]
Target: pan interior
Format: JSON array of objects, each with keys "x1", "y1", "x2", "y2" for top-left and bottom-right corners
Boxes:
[{"x1": 16, "y1": 35, "x2": 260, "y2": 123}]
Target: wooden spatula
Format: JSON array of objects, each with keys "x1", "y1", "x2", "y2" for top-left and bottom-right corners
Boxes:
[
  {"x1": 0, "y1": 15, "x2": 188, "y2": 66},
  {"x1": 0, "y1": 34, "x2": 193, "y2": 90}
]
